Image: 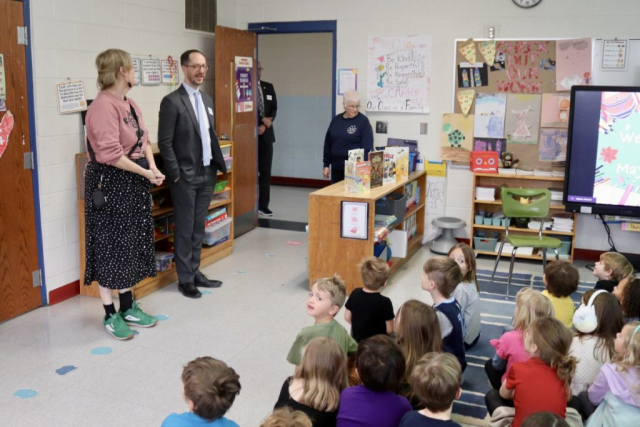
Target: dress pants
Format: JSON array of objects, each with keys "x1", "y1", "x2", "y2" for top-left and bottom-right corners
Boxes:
[
  {"x1": 258, "y1": 136, "x2": 273, "y2": 211},
  {"x1": 168, "y1": 165, "x2": 216, "y2": 284},
  {"x1": 331, "y1": 167, "x2": 345, "y2": 184}
]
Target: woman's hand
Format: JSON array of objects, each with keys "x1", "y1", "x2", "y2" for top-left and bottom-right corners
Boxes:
[
  {"x1": 323, "y1": 167, "x2": 330, "y2": 179},
  {"x1": 150, "y1": 165, "x2": 165, "y2": 186},
  {"x1": 144, "y1": 168, "x2": 163, "y2": 186}
]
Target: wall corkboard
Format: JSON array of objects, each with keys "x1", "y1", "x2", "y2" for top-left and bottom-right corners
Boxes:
[{"x1": 450, "y1": 39, "x2": 567, "y2": 171}]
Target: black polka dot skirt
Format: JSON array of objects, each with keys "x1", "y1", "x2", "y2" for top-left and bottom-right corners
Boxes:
[{"x1": 84, "y1": 161, "x2": 156, "y2": 290}]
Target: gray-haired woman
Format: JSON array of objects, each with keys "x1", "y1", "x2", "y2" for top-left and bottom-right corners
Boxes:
[{"x1": 322, "y1": 90, "x2": 373, "y2": 183}]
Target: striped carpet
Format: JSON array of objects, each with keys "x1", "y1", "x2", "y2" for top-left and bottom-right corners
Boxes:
[{"x1": 452, "y1": 269, "x2": 594, "y2": 421}]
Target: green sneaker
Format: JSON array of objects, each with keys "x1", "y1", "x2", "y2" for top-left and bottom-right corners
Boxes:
[
  {"x1": 121, "y1": 302, "x2": 158, "y2": 328},
  {"x1": 103, "y1": 312, "x2": 134, "y2": 340}
]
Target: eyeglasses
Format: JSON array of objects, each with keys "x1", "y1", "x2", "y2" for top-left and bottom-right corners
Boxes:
[{"x1": 187, "y1": 64, "x2": 209, "y2": 71}]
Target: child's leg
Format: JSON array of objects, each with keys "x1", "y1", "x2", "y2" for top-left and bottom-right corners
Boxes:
[
  {"x1": 485, "y1": 389, "x2": 513, "y2": 415},
  {"x1": 464, "y1": 333, "x2": 480, "y2": 350},
  {"x1": 484, "y1": 359, "x2": 505, "y2": 390}
]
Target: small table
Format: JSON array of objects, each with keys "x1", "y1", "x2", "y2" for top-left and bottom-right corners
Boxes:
[{"x1": 431, "y1": 217, "x2": 466, "y2": 255}]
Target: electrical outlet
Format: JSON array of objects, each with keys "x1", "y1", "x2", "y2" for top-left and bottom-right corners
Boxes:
[
  {"x1": 484, "y1": 25, "x2": 499, "y2": 39},
  {"x1": 420, "y1": 123, "x2": 428, "y2": 135}
]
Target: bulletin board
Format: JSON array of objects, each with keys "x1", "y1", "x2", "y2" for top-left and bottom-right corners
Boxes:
[{"x1": 446, "y1": 38, "x2": 592, "y2": 169}]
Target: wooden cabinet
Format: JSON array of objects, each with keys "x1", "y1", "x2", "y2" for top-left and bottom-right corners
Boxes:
[
  {"x1": 75, "y1": 142, "x2": 235, "y2": 299},
  {"x1": 308, "y1": 171, "x2": 427, "y2": 294},
  {"x1": 471, "y1": 173, "x2": 576, "y2": 262}
]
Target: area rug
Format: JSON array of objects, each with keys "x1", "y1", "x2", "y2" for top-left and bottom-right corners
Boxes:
[{"x1": 452, "y1": 269, "x2": 595, "y2": 421}]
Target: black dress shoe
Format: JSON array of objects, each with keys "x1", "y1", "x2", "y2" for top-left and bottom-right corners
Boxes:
[
  {"x1": 178, "y1": 282, "x2": 202, "y2": 298},
  {"x1": 194, "y1": 272, "x2": 222, "y2": 288}
]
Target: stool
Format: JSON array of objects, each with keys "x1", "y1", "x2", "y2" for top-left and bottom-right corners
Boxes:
[{"x1": 430, "y1": 217, "x2": 466, "y2": 255}]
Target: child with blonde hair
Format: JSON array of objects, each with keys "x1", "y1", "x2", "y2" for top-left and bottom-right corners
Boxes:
[
  {"x1": 543, "y1": 260, "x2": 580, "y2": 328},
  {"x1": 613, "y1": 276, "x2": 640, "y2": 323},
  {"x1": 449, "y1": 243, "x2": 481, "y2": 349},
  {"x1": 261, "y1": 407, "x2": 312, "y2": 427},
  {"x1": 486, "y1": 317, "x2": 577, "y2": 427},
  {"x1": 570, "y1": 289, "x2": 624, "y2": 395},
  {"x1": 344, "y1": 256, "x2": 395, "y2": 342},
  {"x1": 287, "y1": 276, "x2": 357, "y2": 366},
  {"x1": 593, "y1": 252, "x2": 634, "y2": 293},
  {"x1": 276, "y1": 337, "x2": 348, "y2": 426},
  {"x1": 399, "y1": 352, "x2": 463, "y2": 426},
  {"x1": 586, "y1": 322, "x2": 640, "y2": 426},
  {"x1": 394, "y1": 300, "x2": 443, "y2": 409},
  {"x1": 485, "y1": 288, "x2": 555, "y2": 390}
]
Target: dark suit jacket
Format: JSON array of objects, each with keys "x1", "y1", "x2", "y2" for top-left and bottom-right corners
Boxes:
[
  {"x1": 258, "y1": 80, "x2": 277, "y2": 144},
  {"x1": 158, "y1": 85, "x2": 226, "y2": 182}
]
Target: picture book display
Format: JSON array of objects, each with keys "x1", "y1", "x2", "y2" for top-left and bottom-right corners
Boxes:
[{"x1": 369, "y1": 150, "x2": 384, "y2": 188}]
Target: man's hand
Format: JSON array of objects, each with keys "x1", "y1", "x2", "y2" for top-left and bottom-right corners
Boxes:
[
  {"x1": 323, "y1": 167, "x2": 330, "y2": 179},
  {"x1": 258, "y1": 124, "x2": 266, "y2": 136},
  {"x1": 262, "y1": 117, "x2": 273, "y2": 128}
]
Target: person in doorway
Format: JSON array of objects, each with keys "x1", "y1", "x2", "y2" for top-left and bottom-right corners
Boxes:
[
  {"x1": 158, "y1": 49, "x2": 227, "y2": 299},
  {"x1": 257, "y1": 61, "x2": 278, "y2": 216},
  {"x1": 84, "y1": 48, "x2": 164, "y2": 340},
  {"x1": 322, "y1": 91, "x2": 373, "y2": 183}
]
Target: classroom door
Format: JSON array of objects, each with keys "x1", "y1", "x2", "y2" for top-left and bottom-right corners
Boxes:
[
  {"x1": 0, "y1": 0, "x2": 42, "y2": 322},
  {"x1": 214, "y1": 26, "x2": 257, "y2": 237}
]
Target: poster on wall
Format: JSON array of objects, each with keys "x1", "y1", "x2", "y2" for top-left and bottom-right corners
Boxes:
[
  {"x1": 539, "y1": 129, "x2": 568, "y2": 162},
  {"x1": 338, "y1": 68, "x2": 357, "y2": 95},
  {"x1": 141, "y1": 58, "x2": 162, "y2": 85},
  {"x1": 367, "y1": 35, "x2": 431, "y2": 114},
  {"x1": 234, "y1": 56, "x2": 253, "y2": 113},
  {"x1": 132, "y1": 57, "x2": 142, "y2": 85},
  {"x1": 0, "y1": 54, "x2": 6, "y2": 111},
  {"x1": 505, "y1": 94, "x2": 541, "y2": 145},
  {"x1": 440, "y1": 113, "x2": 474, "y2": 162},
  {"x1": 340, "y1": 201, "x2": 368, "y2": 240},
  {"x1": 556, "y1": 38, "x2": 593, "y2": 91},
  {"x1": 602, "y1": 39, "x2": 628, "y2": 70},
  {"x1": 56, "y1": 81, "x2": 87, "y2": 114},
  {"x1": 540, "y1": 93, "x2": 570, "y2": 128},
  {"x1": 473, "y1": 93, "x2": 506, "y2": 138}
]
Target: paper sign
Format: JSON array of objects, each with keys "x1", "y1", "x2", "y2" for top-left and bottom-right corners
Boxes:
[
  {"x1": 132, "y1": 57, "x2": 141, "y2": 85},
  {"x1": 141, "y1": 58, "x2": 161, "y2": 85},
  {"x1": 161, "y1": 56, "x2": 179, "y2": 85},
  {"x1": 0, "y1": 54, "x2": 6, "y2": 111},
  {"x1": 602, "y1": 39, "x2": 628, "y2": 70},
  {"x1": 425, "y1": 161, "x2": 446, "y2": 242},
  {"x1": 341, "y1": 201, "x2": 368, "y2": 240},
  {"x1": 622, "y1": 222, "x2": 640, "y2": 232},
  {"x1": 458, "y1": 38, "x2": 476, "y2": 64},
  {"x1": 56, "y1": 81, "x2": 87, "y2": 114},
  {"x1": 338, "y1": 68, "x2": 357, "y2": 95},
  {"x1": 234, "y1": 56, "x2": 253, "y2": 113},
  {"x1": 478, "y1": 40, "x2": 496, "y2": 66},
  {"x1": 0, "y1": 110, "x2": 14, "y2": 160},
  {"x1": 456, "y1": 89, "x2": 475, "y2": 116}
]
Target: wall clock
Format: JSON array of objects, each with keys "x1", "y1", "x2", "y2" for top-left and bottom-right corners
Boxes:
[{"x1": 512, "y1": 0, "x2": 542, "y2": 8}]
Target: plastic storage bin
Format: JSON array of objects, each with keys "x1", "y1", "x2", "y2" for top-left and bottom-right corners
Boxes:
[
  {"x1": 214, "y1": 180, "x2": 228, "y2": 193},
  {"x1": 492, "y1": 217, "x2": 502, "y2": 226},
  {"x1": 483, "y1": 215, "x2": 493, "y2": 225},
  {"x1": 375, "y1": 193, "x2": 408, "y2": 228},
  {"x1": 556, "y1": 236, "x2": 572, "y2": 255},
  {"x1": 220, "y1": 144, "x2": 231, "y2": 158},
  {"x1": 211, "y1": 188, "x2": 230, "y2": 202},
  {"x1": 473, "y1": 231, "x2": 500, "y2": 251},
  {"x1": 203, "y1": 218, "x2": 232, "y2": 246},
  {"x1": 155, "y1": 251, "x2": 174, "y2": 272},
  {"x1": 224, "y1": 156, "x2": 233, "y2": 171}
]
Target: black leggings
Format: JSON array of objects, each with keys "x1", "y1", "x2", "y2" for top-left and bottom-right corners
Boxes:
[
  {"x1": 331, "y1": 168, "x2": 345, "y2": 184},
  {"x1": 485, "y1": 359, "x2": 506, "y2": 390}
]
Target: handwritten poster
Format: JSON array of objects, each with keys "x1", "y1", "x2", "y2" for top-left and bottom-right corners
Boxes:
[
  {"x1": 132, "y1": 57, "x2": 141, "y2": 85},
  {"x1": 602, "y1": 39, "x2": 628, "y2": 70},
  {"x1": 338, "y1": 68, "x2": 357, "y2": 95},
  {"x1": 556, "y1": 38, "x2": 593, "y2": 91},
  {"x1": 234, "y1": 56, "x2": 253, "y2": 113},
  {"x1": 490, "y1": 41, "x2": 555, "y2": 94},
  {"x1": 367, "y1": 35, "x2": 431, "y2": 114},
  {"x1": 425, "y1": 162, "x2": 446, "y2": 243},
  {"x1": 141, "y1": 58, "x2": 161, "y2": 85},
  {"x1": 56, "y1": 81, "x2": 87, "y2": 114}
]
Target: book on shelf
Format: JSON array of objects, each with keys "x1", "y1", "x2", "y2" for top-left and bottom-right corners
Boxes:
[
  {"x1": 515, "y1": 169, "x2": 534, "y2": 176},
  {"x1": 404, "y1": 181, "x2": 418, "y2": 209},
  {"x1": 375, "y1": 214, "x2": 397, "y2": 227},
  {"x1": 205, "y1": 207, "x2": 228, "y2": 228},
  {"x1": 498, "y1": 242, "x2": 535, "y2": 255},
  {"x1": 344, "y1": 161, "x2": 371, "y2": 193},
  {"x1": 348, "y1": 148, "x2": 365, "y2": 162},
  {"x1": 528, "y1": 220, "x2": 553, "y2": 230},
  {"x1": 533, "y1": 169, "x2": 552, "y2": 177},
  {"x1": 369, "y1": 150, "x2": 384, "y2": 188},
  {"x1": 551, "y1": 170, "x2": 565, "y2": 177},
  {"x1": 498, "y1": 168, "x2": 516, "y2": 175},
  {"x1": 551, "y1": 212, "x2": 574, "y2": 232},
  {"x1": 374, "y1": 226, "x2": 389, "y2": 242},
  {"x1": 476, "y1": 186, "x2": 497, "y2": 201},
  {"x1": 383, "y1": 147, "x2": 408, "y2": 183},
  {"x1": 403, "y1": 213, "x2": 417, "y2": 240}
]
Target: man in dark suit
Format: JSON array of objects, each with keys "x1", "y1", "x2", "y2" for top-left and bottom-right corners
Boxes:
[
  {"x1": 158, "y1": 50, "x2": 226, "y2": 299},
  {"x1": 257, "y1": 61, "x2": 277, "y2": 216}
]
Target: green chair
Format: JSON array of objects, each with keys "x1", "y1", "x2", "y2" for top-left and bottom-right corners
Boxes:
[{"x1": 491, "y1": 188, "x2": 562, "y2": 298}]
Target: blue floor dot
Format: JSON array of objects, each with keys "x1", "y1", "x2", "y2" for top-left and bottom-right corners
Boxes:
[
  {"x1": 266, "y1": 253, "x2": 276, "y2": 258},
  {"x1": 132, "y1": 330, "x2": 140, "y2": 335},
  {"x1": 235, "y1": 270, "x2": 246, "y2": 275},
  {"x1": 55, "y1": 365, "x2": 77, "y2": 376},
  {"x1": 155, "y1": 314, "x2": 169, "y2": 321},
  {"x1": 14, "y1": 389, "x2": 38, "y2": 399},
  {"x1": 201, "y1": 290, "x2": 212, "y2": 295},
  {"x1": 90, "y1": 347, "x2": 112, "y2": 355}
]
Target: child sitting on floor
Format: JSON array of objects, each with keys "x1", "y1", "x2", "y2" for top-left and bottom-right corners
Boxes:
[
  {"x1": 287, "y1": 276, "x2": 358, "y2": 366},
  {"x1": 613, "y1": 276, "x2": 640, "y2": 323},
  {"x1": 570, "y1": 289, "x2": 624, "y2": 396},
  {"x1": 449, "y1": 243, "x2": 481, "y2": 350},
  {"x1": 485, "y1": 317, "x2": 577, "y2": 427},
  {"x1": 593, "y1": 252, "x2": 634, "y2": 293},
  {"x1": 395, "y1": 299, "x2": 443, "y2": 409},
  {"x1": 486, "y1": 288, "x2": 555, "y2": 390},
  {"x1": 344, "y1": 256, "x2": 395, "y2": 342},
  {"x1": 337, "y1": 335, "x2": 411, "y2": 427},
  {"x1": 422, "y1": 257, "x2": 466, "y2": 372},
  {"x1": 542, "y1": 260, "x2": 579, "y2": 328},
  {"x1": 276, "y1": 337, "x2": 348, "y2": 426},
  {"x1": 587, "y1": 321, "x2": 640, "y2": 426},
  {"x1": 161, "y1": 357, "x2": 241, "y2": 427},
  {"x1": 261, "y1": 407, "x2": 312, "y2": 427},
  {"x1": 399, "y1": 352, "x2": 463, "y2": 427}
]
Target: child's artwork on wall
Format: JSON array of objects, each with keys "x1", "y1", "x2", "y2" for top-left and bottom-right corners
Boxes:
[
  {"x1": 457, "y1": 89, "x2": 475, "y2": 116},
  {"x1": 440, "y1": 113, "x2": 474, "y2": 162},
  {"x1": 505, "y1": 94, "x2": 541, "y2": 145},
  {"x1": 478, "y1": 40, "x2": 497, "y2": 67},
  {"x1": 458, "y1": 38, "x2": 476, "y2": 63},
  {"x1": 556, "y1": 38, "x2": 592, "y2": 91},
  {"x1": 457, "y1": 63, "x2": 488, "y2": 88},
  {"x1": 474, "y1": 93, "x2": 506, "y2": 138},
  {"x1": 539, "y1": 129, "x2": 568, "y2": 162},
  {"x1": 541, "y1": 94, "x2": 571, "y2": 128},
  {"x1": 474, "y1": 137, "x2": 506, "y2": 158}
]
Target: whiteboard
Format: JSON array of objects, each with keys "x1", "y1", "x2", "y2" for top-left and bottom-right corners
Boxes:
[{"x1": 592, "y1": 39, "x2": 640, "y2": 86}]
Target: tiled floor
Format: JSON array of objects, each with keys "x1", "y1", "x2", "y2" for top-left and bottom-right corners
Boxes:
[
  {"x1": 263, "y1": 185, "x2": 314, "y2": 223},
  {"x1": 0, "y1": 226, "x2": 598, "y2": 426}
]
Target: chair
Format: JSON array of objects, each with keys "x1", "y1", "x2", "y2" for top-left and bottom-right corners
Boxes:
[{"x1": 491, "y1": 188, "x2": 561, "y2": 298}]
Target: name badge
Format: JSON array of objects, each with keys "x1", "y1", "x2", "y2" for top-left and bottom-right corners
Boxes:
[
  {"x1": 208, "y1": 107, "x2": 214, "y2": 116},
  {"x1": 266, "y1": 95, "x2": 273, "y2": 100}
]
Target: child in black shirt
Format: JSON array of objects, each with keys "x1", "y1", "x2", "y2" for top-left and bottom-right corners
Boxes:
[{"x1": 345, "y1": 256, "x2": 395, "y2": 342}]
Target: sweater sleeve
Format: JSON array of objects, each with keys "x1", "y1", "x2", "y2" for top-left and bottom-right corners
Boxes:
[
  {"x1": 87, "y1": 99, "x2": 124, "y2": 165},
  {"x1": 323, "y1": 122, "x2": 332, "y2": 167},
  {"x1": 588, "y1": 368, "x2": 610, "y2": 405},
  {"x1": 361, "y1": 116, "x2": 374, "y2": 159}
]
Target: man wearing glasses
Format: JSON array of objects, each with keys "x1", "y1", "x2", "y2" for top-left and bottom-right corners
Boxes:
[{"x1": 158, "y1": 50, "x2": 226, "y2": 299}]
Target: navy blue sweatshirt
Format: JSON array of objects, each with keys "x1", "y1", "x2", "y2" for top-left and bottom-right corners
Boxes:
[{"x1": 323, "y1": 113, "x2": 374, "y2": 170}]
